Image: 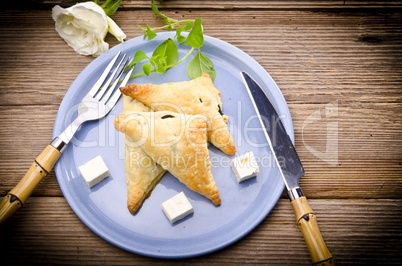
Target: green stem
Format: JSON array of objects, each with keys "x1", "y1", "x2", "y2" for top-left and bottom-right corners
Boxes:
[
  {"x1": 167, "y1": 47, "x2": 194, "y2": 68},
  {"x1": 148, "y1": 24, "x2": 171, "y2": 31},
  {"x1": 139, "y1": 20, "x2": 195, "y2": 32},
  {"x1": 100, "y1": 0, "x2": 112, "y2": 7}
]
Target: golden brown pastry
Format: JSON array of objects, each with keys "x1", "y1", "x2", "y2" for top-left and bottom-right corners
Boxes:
[
  {"x1": 122, "y1": 96, "x2": 166, "y2": 214},
  {"x1": 114, "y1": 110, "x2": 221, "y2": 205},
  {"x1": 120, "y1": 73, "x2": 236, "y2": 155}
]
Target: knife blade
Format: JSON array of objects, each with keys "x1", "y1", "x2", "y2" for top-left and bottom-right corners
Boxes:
[{"x1": 241, "y1": 72, "x2": 334, "y2": 265}]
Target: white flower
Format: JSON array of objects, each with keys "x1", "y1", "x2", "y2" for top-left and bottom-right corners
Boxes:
[{"x1": 52, "y1": 1, "x2": 126, "y2": 57}]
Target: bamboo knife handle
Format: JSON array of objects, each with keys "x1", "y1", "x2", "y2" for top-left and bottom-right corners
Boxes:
[
  {"x1": 0, "y1": 145, "x2": 61, "y2": 226},
  {"x1": 291, "y1": 196, "x2": 334, "y2": 265}
]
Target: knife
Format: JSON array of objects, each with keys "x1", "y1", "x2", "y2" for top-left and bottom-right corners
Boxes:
[{"x1": 241, "y1": 72, "x2": 334, "y2": 265}]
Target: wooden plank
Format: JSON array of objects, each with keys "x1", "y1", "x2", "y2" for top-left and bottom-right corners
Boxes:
[
  {"x1": 6, "y1": 0, "x2": 402, "y2": 10},
  {"x1": 0, "y1": 100, "x2": 400, "y2": 199},
  {"x1": 0, "y1": 10, "x2": 401, "y2": 105},
  {"x1": 0, "y1": 106, "x2": 60, "y2": 196},
  {"x1": 291, "y1": 102, "x2": 402, "y2": 199},
  {"x1": 1, "y1": 197, "x2": 401, "y2": 264},
  {"x1": 0, "y1": 10, "x2": 91, "y2": 106}
]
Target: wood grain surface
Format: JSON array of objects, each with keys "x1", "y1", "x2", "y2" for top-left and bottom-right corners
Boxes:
[{"x1": 1, "y1": 0, "x2": 401, "y2": 264}]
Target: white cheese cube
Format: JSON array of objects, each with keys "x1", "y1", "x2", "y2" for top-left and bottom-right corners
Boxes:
[
  {"x1": 78, "y1": 155, "x2": 109, "y2": 188},
  {"x1": 231, "y1": 151, "x2": 259, "y2": 182},
  {"x1": 162, "y1": 192, "x2": 194, "y2": 224}
]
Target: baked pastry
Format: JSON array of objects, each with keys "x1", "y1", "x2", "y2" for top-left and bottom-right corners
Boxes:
[
  {"x1": 122, "y1": 96, "x2": 166, "y2": 214},
  {"x1": 114, "y1": 110, "x2": 221, "y2": 205},
  {"x1": 120, "y1": 73, "x2": 236, "y2": 155}
]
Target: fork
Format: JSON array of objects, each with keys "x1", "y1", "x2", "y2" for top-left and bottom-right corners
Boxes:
[{"x1": 0, "y1": 51, "x2": 134, "y2": 225}]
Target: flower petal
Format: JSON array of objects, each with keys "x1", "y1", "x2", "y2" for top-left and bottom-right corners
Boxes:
[{"x1": 106, "y1": 16, "x2": 126, "y2": 42}]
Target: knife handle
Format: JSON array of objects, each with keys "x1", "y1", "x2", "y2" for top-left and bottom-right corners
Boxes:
[
  {"x1": 0, "y1": 144, "x2": 61, "y2": 226},
  {"x1": 291, "y1": 196, "x2": 334, "y2": 265}
]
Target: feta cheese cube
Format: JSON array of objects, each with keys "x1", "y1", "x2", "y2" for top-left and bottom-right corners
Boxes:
[
  {"x1": 231, "y1": 151, "x2": 259, "y2": 182},
  {"x1": 78, "y1": 155, "x2": 109, "y2": 188},
  {"x1": 162, "y1": 192, "x2": 194, "y2": 224}
]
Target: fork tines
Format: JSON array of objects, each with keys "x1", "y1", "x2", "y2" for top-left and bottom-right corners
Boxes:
[{"x1": 89, "y1": 51, "x2": 132, "y2": 104}]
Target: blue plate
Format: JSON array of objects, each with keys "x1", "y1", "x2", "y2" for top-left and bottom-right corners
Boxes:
[{"x1": 53, "y1": 32, "x2": 293, "y2": 258}]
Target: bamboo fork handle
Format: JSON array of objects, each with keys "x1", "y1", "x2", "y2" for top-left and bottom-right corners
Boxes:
[
  {"x1": 291, "y1": 196, "x2": 334, "y2": 266},
  {"x1": 0, "y1": 144, "x2": 61, "y2": 226}
]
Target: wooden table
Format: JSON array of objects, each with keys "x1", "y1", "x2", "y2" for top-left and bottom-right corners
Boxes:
[{"x1": 1, "y1": 1, "x2": 401, "y2": 264}]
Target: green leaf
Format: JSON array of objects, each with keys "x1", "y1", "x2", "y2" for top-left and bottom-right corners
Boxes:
[
  {"x1": 152, "y1": 38, "x2": 178, "y2": 66},
  {"x1": 143, "y1": 64, "x2": 152, "y2": 76},
  {"x1": 100, "y1": 0, "x2": 122, "y2": 16},
  {"x1": 187, "y1": 50, "x2": 216, "y2": 81},
  {"x1": 177, "y1": 35, "x2": 186, "y2": 44},
  {"x1": 146, "y1": 24, "x2": 157, "y2": 40},
  {"x1": 149, "y1": 56, "x2": 157, "y2": 66},
  {"x1": 155, "y1": 61, "x2": 166, "y2": 73},
  {"x1": 186, "y1": 18, "x2": 203, "y2": 49},
  {"x1": 176, "y1": 26, "x2": 184, "y2": 36},
  {"x1": 175, "y1": 26, "x2": 186, "y2": 43},
  {"x1": 126, "y1": 55, "x2": 138, "y2": 70},
  {"x1": 184, "y1": 21, "x2": 193, "y2": 31},
  {"x1": 125, "y1": 61, "x2": 135, "y2": 71},
  {"x1": 133, "y1": 50, "x2": 149, "y2": 64}
]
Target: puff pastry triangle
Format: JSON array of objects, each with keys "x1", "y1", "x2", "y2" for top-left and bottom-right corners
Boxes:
[
  {"x1": 122, "y1": 96, "x2": 166, "y2": 214},
  {"x1": 120, "y1": 73, "x2": 236, "y2": 155},
  {"x1": 114, "y1": 110, "x2": 221, "y2": 205}
]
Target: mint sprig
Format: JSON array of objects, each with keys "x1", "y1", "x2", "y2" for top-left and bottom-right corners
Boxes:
[{"x1": 129, "y1": 0, "x2": 216, "y2": 81}]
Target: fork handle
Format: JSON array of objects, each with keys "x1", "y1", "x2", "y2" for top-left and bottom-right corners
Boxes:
[{"x1": 0, "y1": 144, "x2": 61, "y2": 226}]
